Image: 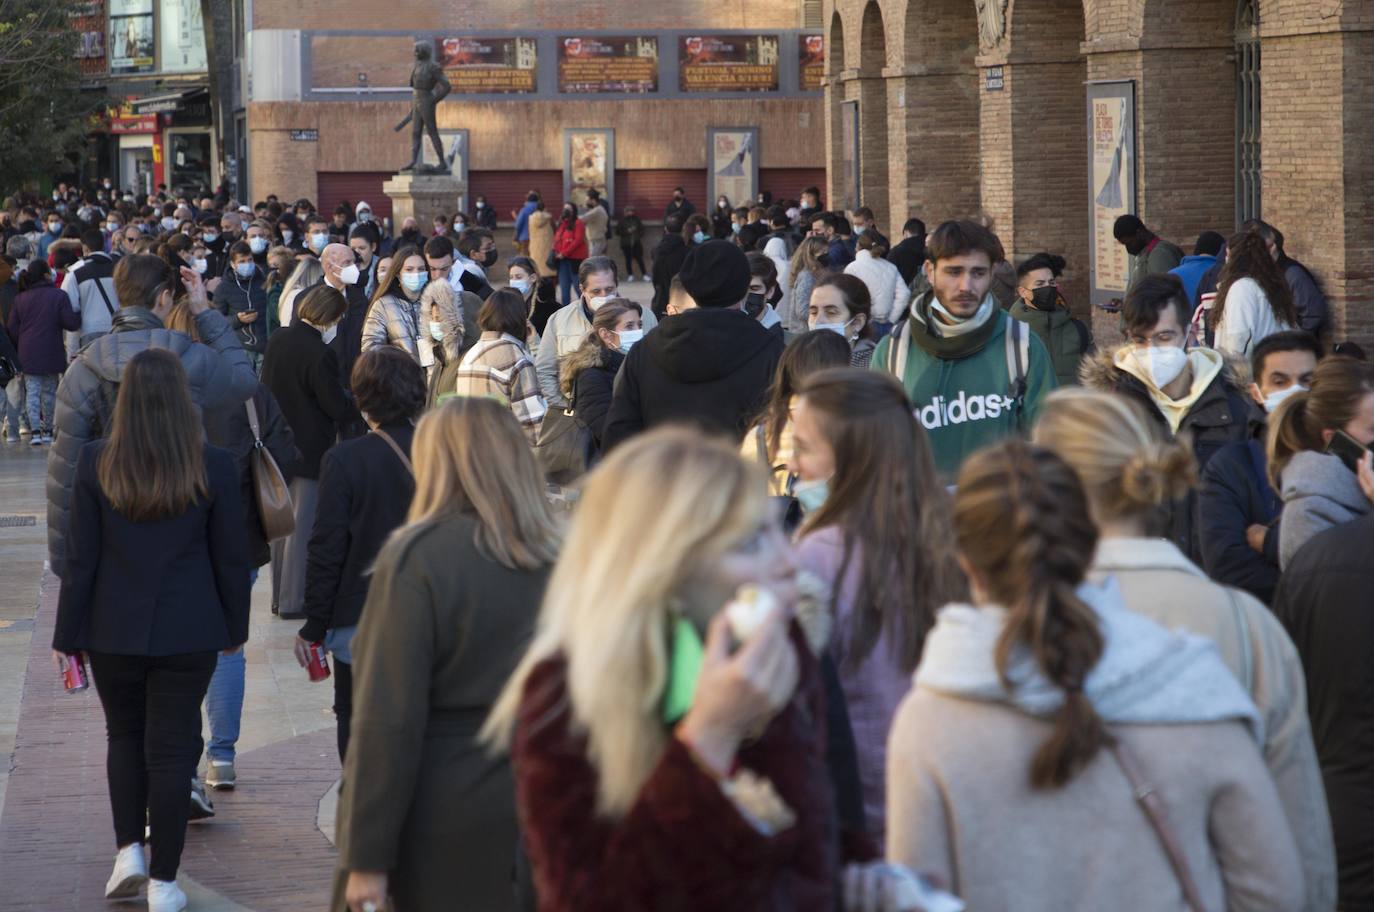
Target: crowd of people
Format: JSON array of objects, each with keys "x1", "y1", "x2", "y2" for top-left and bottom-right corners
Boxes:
[{"x1": 3, "y1": 174, "x2": 1371, "y2": 912}]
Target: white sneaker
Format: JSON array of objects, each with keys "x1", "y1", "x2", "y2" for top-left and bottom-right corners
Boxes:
[
  {"x1": 104, "y1": 843, "x2": 148, "y2": 899},
  {"x1": 148, "y1": 878, "x2": 187, "y2": 912}
]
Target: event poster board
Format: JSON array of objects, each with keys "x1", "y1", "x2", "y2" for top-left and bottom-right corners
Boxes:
[
  {"x1": 159, "y1": 0, "x2": 206, "y2": 73},
  {"x1": 439, "y1": 37, "x2": 538, "y2": 94},
  {"x1": 1087, "y1": 81, "x2": 1137, "y2": 308},
  {"x1": 557, "y1": 36, "x2": 659, "y2": 94},
  {"x1": 679, "y1": 35, "x2": 780, "y2": 93},
  {"x1": 563, "y1": 129, "x2": 614, "y2": 212},
  {"x1": 799, "y1": 35, "x2": 824, "y2": 92},
  {"x1": 109, "y1": 0, "x2": 154, "y2": 74},
  {"x1": 707, "y1": 128, "x2": 759, "y2": 209}
]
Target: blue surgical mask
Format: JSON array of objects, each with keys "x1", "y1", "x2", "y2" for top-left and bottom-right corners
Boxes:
[
  {"x1": 234, "y1": 262, "x2": 254, "y2": 278},
  {"x1": 510, "y1": 278, "x2": 532, "y2": 295},
  {"x1": 428, "y1": 321, "x2": 445, "y2": 341},
  {"x1": 401, "y1": 272, "x2": 428, "y2": 293},
  {"x1": 854, "y1": 225, "x2": 867, "y2": 236},
  {"x1": 617, "y1": 328, "x2": 644, "y2": 353},
  {"x1": 692, "y1": 230, "x2": 708, "y2": 245},
  {"x1": 202, "y1": 231, "x2": 218, "y2": 244},
  {"x1": 731, "y1": 223, "x2": 741, "y2": 235},
  {"x1": 309, "y1": 232, "x2": 328, "y2": 251},
  {"x1": 249, "y1": 237, "x2": 268, "y2": 254},
  {"x1": 793, "y1": 477, "x2": 831, "y2": 514}
]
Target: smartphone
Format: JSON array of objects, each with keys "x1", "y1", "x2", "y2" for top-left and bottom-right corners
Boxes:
[{"x1": 1326, "y1": 430, "x2": 1372, "y2": 473}]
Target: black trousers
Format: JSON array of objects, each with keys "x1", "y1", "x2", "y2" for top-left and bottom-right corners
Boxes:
[
  {"x1": 333, "y1": 658, "x2": 353, "y2": 763},
  {"x1": 621, "y1": 243, "x2": 646, "y2": 277},
  {"x1": 88, "y1": 650, "x2": 218, "y2": 882}
]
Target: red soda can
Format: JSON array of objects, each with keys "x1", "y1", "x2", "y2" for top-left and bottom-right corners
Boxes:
[
  {"x1": 306, "y1": 642, "x2": 331, "y2": 682},
  {"x1": 62, "y1": 653, "x2": 88, "y2": 692}
]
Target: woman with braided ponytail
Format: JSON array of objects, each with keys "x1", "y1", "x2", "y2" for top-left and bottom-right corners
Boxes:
[
  {"x1": 1033, "y1": 387, "x2": 1335, "y2": 910},
  {"x1": 886, "y1": 439, "x2": 1302, "y2": 910}
]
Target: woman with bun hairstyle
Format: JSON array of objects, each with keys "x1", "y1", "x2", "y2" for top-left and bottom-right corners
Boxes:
[
  {"x1": 887, "y1": 439, "x2": 1303, "y2": 910},
  {"x1": 1034, "y1": 387, "x2": 1336, "y2": 910},
  {"x1": 1266, "y1": 356, "x2": 1374, "y2": 567}
]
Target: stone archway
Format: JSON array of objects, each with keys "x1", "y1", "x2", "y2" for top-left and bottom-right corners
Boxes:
[
  {"x1": 855, "y1": 1, "x2": 891, "y2": 228},
  {"x1": 825, "y1": 8, "x2": 848, "y2": 213}
]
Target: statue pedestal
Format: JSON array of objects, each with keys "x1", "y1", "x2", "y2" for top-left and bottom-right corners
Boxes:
[{"x1": 382, "y1": 173, "x2": 466, "y2": 232}]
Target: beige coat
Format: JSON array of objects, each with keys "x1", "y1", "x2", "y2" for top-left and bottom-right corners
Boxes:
[
  {"x1": 887, "y1": 694, "x2": 1303, "y2": 911},
  {"x1": 528, "y1": 210, "x2": 555, "y2": 278},
  {"x1": 1089, "y1": 537, "x2": 1336, "y2": 912},
  {"x1": 580, "y1": 204, "x2": 609, "y2": 257}
]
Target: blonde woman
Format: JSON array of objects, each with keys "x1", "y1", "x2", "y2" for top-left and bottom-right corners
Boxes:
[
  {"x1": 786, "y1": 236, "x2": 831, "y2": 336},
  {"x1": 334, "y1": 397, "x2": 560, "y2": 912},
  {"x1": 1033, "y1": 387, "x2": 1336, "y2": 910},
  {"x1": 276, "y1": 255, "x2": 324, "y2": 328},
  {"x1": 483, "y1": 428, "x2": 852, "y2": 910}
]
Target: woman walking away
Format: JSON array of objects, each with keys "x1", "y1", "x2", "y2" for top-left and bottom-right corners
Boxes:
[
  {"x1": 452, "y1": 288, "x2": 546, "y2": 445},
  {"x1": 52, "y1": 349, "x2": 249, "y2": 912},
  {"x1": 887, "y1": 439, "x2": 1303, "y2": 910},
  {"x1": 789, "y1": 369, "x2": 964, "y2": 846},
  {"x1": 559, "y1": 298, "x2": 643, "y2": 456},
  {"x1": 298, "y1": 346, "x2": 426, "y2": 762},
  {"x1": 1212, "y1": 230, "x2": 1298, "y2": 360},
  {"x1": 484, "y1": 428, "x2": 855, "y2": 910},
  {"x1": 1034, "y1": 387, "x2": 1336, "y2": 910},
  {"x1": 334, "y1": 397, "x2": 560, "y2": 912},
  {"x1": 261, "y1": 284, "x2": 352, "y2": 619},
  {"x1": 7, "y1": 259, "x2": 79, "y2": 444},
  {"x1": 1267, "y1": 355, "x2": 1374, "y2": 567},
  {"x1": 552, "y1": 203, "x2": 588, "y2": 307}
]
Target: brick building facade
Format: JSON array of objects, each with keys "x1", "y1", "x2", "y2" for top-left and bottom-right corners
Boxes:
[
  {"x1": 825, "y1": 0, "x2": 1374, "y2": 343},
  {"x1": 246, "y1": 1, "x2": 825, "y2": 225}
]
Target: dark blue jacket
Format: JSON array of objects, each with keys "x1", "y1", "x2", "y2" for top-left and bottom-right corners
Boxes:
[
  {"x1": 1199, "y1": 436, "x2": 1282, "y2": 604},
  {"x1": 1169, "y1": 254, "x2": 1218, "y2": 308},
  {"x1": 53, "y1": 440, "x2": 250, "y2": 656},
  {"x1": 215, "y1": 264, "x2": 269, "y2": 353}
]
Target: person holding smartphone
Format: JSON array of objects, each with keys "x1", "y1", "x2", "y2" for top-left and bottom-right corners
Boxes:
[
  {"x1": 1267, "y1": 355, "x2": 1374, "y2": 567},
  {"x1": 51, "y1": 348, "x2": 250, "y2": 912},
  {"x1": 216, "y1": 240, "x2": 269, "y2": 374}
]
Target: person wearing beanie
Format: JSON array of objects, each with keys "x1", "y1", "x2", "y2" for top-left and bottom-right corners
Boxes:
[{"x1": 601, "y1": 240, "x2": 784, "y2": 452}]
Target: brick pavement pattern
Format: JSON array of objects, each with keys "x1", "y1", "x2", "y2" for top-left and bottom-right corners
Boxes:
[{"x1": 0, "y1": 570, "x2": 339, "y2": 911}]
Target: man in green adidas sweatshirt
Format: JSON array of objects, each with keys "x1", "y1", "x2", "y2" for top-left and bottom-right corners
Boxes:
[{"x1": 872, "y1": 220, "x2": 1058, "y2": 478}]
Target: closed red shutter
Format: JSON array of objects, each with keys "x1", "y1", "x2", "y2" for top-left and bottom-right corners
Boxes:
[
  {"x1": 760, "y1": 168, "x2": 827, "y2": 206},
  {"x1": 316, "y1": 172, "x2": 393, "y2": 221},
  {"x1": 469, "y1": 171, "x2": 562, "y2": 225},
  {"x1": 615, "y1": 170, "x2": 707, "y2": 221}
]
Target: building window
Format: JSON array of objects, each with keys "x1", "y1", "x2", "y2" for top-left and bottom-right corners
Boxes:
[
  {"x1": 802, "y1": 0, "x2": 823, "y2": 29},
  {"x1": 1235, "y1": 0, "x2": 1261, "y2": 223}
]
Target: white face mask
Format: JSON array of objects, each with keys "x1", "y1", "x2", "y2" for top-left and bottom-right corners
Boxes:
[
  {"x1": 357, "y1": 211, "x2": 371, "y2": 223},
  {"x1": 161, "y1": 217, "x2": 178, "y2": 231},
  {"x1": 475, "y1": 202, "x2": 485, "y2": 209},
  {"x1": 587, "y1": 294, "x2": 613, "y2": 311},
  {"x1": 428, "y1": 321, "x2": 445, "y2": 341},
  {"x1": 248, "y1": 236, "x2": 269, "y2": 254},
  {"x1": 309, "y1": 232, "x2": 328, "y2": 252},
  {"x1": 320, "y1": 323, "x2": 339, "y2": 345},
  {"x1": 617, "y1": 328, "x2": 643, "y2": 352},
  {"x1": 810, "y1": 319, "x2": 852, "y2": 339},
  {"x1": 1132, "y1": 344, "x2": 1189, "y2": 389},
  {"x1": 193, "y1": 257, "x2": 208, "y2": 274},
  {"x1": 281, "y1": 230, "x2": 294, "y2": 244},
  {"x1": 338, "y1": 263, "x2": 361, "y2": 285},
  {"x1": 1263, "y1": 383, "x2": 1307, "y2": 413}
]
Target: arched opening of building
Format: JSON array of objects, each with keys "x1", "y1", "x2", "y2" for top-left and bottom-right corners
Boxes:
[
  {"x1": 857, "y1": 1, "x2": 891, "y2": 229},
  {"x1": 1235, "y1": 0, "x2": 1261, "y2": 223}
]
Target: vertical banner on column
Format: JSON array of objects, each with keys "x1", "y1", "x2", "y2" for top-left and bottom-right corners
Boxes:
[
  {"x1": 563, "y1": 129, "x2": 614, "y2": 212},
  {"x1": 707, "y1": 128, "x2": 758, "y2": 210},
  {"x1": 1087, "y1": 81, "x2": 1136, "y2": 308}
]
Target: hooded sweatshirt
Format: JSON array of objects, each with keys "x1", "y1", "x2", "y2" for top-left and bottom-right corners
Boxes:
[
  {"x1": 601, "y1": 307, "x2": 783, "y2": 452},
  {"x1": 872, "y1": 291, "x2": 1057, "y2": 479},
  {"x1": 887, "y1": 579, "x2": 1305, "y2": 911},
  {"x1": 1279, "y1": 450, "x2": 1372, "y2": 569}
]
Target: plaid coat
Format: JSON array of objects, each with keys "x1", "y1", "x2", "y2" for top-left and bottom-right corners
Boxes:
[{"x1": 452, "y1": 332, "x2": 546, "y2": 444}]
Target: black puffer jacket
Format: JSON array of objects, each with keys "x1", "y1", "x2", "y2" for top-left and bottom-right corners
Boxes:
[
  {"x1": 602, "y1": 308, "x2": 783, "y2": 453},
  {"x1": 46, "y1": 306, "x2": 257, "y2": 578},
  {"x1": 215, "y1": 263, "x2": 269, "y2": 354},
  {"x1": 560, "y1": 342, "x2": 624, "y2": 453}
]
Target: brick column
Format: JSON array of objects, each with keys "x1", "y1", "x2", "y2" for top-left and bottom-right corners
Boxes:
[
  {"x1": 882, "y1": 64, "x2": 980, "y2": 235},
  {"x1": 838, "y1": 70, "x2": 891, "y2": 229}
]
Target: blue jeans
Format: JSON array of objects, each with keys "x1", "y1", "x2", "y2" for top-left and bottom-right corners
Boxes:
[
  {"x1": 205, "y1": 567, "x2": 257, "y2": 762},
  {"x1": 558, "y1": 258, "x2": 582, "y2": 308},
  {"x1": 25, "y1": 373, "x2": 56, "y2": 436}
]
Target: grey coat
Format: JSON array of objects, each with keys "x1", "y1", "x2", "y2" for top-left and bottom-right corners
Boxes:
[
  {"x1": 332, "y1": 512, "x2": 550, "y2": 912},
  {"x1": 45, "y1": 306, "x2": 257, "y2": 578},
  {"x1": 1279, "y1": 450, "x2": 1371, "y2": 568},
  {"x1": 360, "y1": 290, "x2": 463, "y2": 367}
]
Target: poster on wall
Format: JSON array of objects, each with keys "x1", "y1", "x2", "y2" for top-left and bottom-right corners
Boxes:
[
  {"x1": 1087, "y1": 81, "x2": 1137, "y2": 308},
  {"x1": 108, "y1": 0, "x2": 154, "y2": 74},
  {"x1": 439, "y1": 37, "x2": 538, "y2": 94},
  {"x1": 159, "y1": 0, "x2": 207, "y2": 73},
  {"x1": 563, "y1": 129, "x2": 614, "y2": 212},
  {"x1": 707, "y1": 128, "x2": 759, "y2": 209},
  {"x1": 679, "y1": 35, "x2": 780, "y2": 93},
  {"x1": 70, "y1": 1, "x2": 107, "y2": 76},
  {"x1": 557, "y1": 36, "x2": 659, "y2": 94},
  {"x1": 799, "y1": 35, "x2": 825, "y2": 92}
]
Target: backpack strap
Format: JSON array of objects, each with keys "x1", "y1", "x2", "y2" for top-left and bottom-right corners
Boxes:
[
  {"x1": 92, "y1": 276, "x2": 116, "y2": 318},
  {"x1": 886, "y1": 319, "x2": 911, "y2": 381},
  {"x1": 1004, "y1": 315, "x2": 1029, "y2": 402}
]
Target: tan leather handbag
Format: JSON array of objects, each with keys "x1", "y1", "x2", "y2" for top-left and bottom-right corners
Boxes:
[{"x1": 245, "y1": 398, "x2": 295, "y2": 541}]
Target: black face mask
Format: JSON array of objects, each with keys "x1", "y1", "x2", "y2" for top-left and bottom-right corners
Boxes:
[
  {"x1": 481, "y1": 249, "x2": 498, "y2": 268},
  {"x1": 744, "y1": 291, "x2": 766, "y2": 319},
  {"x1": 1029, "y1": 286, "x2": 1059, "y2": 311}
]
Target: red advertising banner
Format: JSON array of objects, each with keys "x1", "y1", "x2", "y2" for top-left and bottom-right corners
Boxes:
[
  {"x1": 678, "y1": 35, "x2": 780, "y2": 93},
  {"x1": 557, "y1": 36, "x2": 659, "y2": 94},
  {"x1": 439, "y1": 36, "x2": 538, "y2": 94}
]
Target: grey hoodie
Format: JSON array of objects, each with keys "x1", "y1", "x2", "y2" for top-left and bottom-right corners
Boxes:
[
  {"x1": 915, "y1": 577, "x2": 1262, "y2": 739},
  {"x1": 1279, "y1": 450, "x2": 1371, "y2": 569},
  {"x1": 45, "y1": 306, "x2": 257, "y2": 578}
]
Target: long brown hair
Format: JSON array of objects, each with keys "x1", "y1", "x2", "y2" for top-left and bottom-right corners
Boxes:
[
  {"x1": 797, "y1": 368, "x2": 965, "y2": 673},
  {"x1": 788, "y1": 236, "x2": 830, "y2": 289},
  {"x1": 97, "y1": 349, "x2": 208, "y2": 521},
  {"x1": 754, "y1": 330, "x2": 850, "y2": 461},
  {"x1": 954, "y1": 440, "x2": 1109, "y2": 790},
  {"x1": 1267, "y1": 356, "x2": 1374, "y2": 487},
  {"x1": 1211, "y1": 229, "x2": 1298, "y2": 331},
  {"x1": 368, "y1": 243, "x2": 423, "y2": 310}
]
